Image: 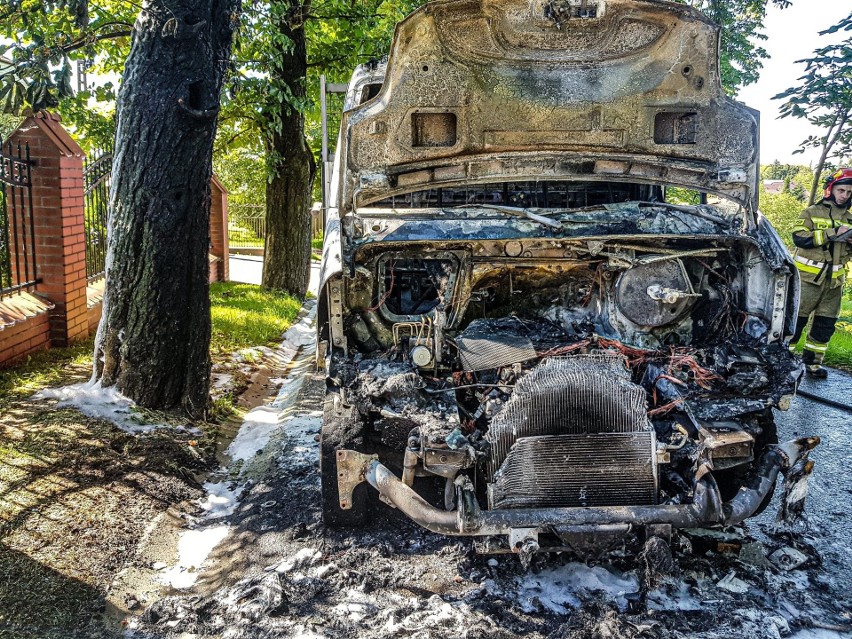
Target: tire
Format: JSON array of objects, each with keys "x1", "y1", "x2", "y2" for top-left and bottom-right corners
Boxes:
[{"x1": 320, "y1": 389, "x2": 370, "y2": 528}]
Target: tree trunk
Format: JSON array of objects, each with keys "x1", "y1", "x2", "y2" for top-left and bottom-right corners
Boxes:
[
  {"x1": 94, "y1": 0, "x2": 239, "y2": 418},
  {"x1": 808, "y1": 111, "x2": 848, "y2": 205},
  {"x1": 261, "y1": 2, "x2": 316, "y2": 297}
]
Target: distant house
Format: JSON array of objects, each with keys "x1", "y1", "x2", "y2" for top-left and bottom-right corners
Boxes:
[{"x1": 763, "y1": 180, "x2": 784, "y2": 194}]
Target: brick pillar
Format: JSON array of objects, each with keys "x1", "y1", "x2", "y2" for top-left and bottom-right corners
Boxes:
[
  {"x1": 210, "y1": 175, "x2": 229, "y2": 282},
  {"x1": 10, "y1": 113, "x2": 88, "y2": 347}
]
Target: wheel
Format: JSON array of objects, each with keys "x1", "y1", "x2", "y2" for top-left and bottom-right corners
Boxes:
[{"x1": 320, "y1": 388, "x2": 370, "y2": 528}]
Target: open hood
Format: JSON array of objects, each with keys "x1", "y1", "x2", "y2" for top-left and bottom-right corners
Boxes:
[{"x1": 339, "y1": 0, "x2": 760, "y2": 214}]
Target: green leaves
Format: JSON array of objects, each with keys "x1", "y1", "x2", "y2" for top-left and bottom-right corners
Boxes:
[
  {"x1": 0, "y1": 0, "x2": 133, "y2": 119},
  {"x1": 772, "y1": 11, "x2": 852, "y2": 202},
  {"x1": 0, "y1": 46, "x2": 62, "y2": 114},
  {"x1": 217, "y1": 0, "x2": 427, "y2": 187}
]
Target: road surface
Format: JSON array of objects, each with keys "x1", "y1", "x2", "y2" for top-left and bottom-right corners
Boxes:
[{"x1": 126, "y1": 337, "x2": 852, "y2": 639}]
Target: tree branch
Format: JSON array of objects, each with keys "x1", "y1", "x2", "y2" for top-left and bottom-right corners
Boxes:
[
  {"x1": 809, "y1": 111, "x2": 846, "y2": 204},
  {"x1": 58, "y1": 29, "x2": 134, "y2": 55}
]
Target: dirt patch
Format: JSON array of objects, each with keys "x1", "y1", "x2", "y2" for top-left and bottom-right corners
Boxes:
[{"x1": 0, "y1": 359, "x2": 216, "y2": 639}]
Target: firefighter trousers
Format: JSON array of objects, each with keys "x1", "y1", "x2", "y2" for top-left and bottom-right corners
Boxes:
[{"x1": 791, "y1": 278, "x2": 843, "y2": 365}]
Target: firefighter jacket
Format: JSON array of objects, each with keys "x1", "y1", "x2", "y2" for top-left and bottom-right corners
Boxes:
[{"x1": 792, "y1": 199, "x2": 852, "y2": 287}]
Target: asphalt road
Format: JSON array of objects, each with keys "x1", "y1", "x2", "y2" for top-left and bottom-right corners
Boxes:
[
  {"x1": 227, "y1": 255, "x2": 321, "y2": 292},
  {"x1": 752, "y1": 367, "x2": 852, "y2": 591},
  {"x1": 228, "y1": 254, "x2": 263, "y2": 285}
]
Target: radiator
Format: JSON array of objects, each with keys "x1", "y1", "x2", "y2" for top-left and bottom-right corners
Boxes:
[
  {"x1": 484, "y1": 354, "x2": 657, "y2": 509},
  {"x1": 488, "y1": 434, "x2": 657, "y2": 509}
]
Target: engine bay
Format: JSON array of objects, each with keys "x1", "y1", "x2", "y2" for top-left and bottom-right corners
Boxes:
[{"x1": 327, "y1": 228, "x2": 801, "y2": 522}]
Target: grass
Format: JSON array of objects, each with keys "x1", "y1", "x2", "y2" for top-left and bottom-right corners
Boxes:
[
  {"x1": 311, "y1": 234, "x2": 323, "y2": 261},
  {"x1": 0, "y1": 283, "x2": 302, "y2": 409},
  {"x1": 209, "y1": 281, "x2": 302, "y2": 355},
  {"x1": 0, "y1": 338, "x2": 94, "y2": 412},
  {"x1": 826, "y1": 294, "x2": 852, "y2": 369},
  {"x1": 792, "y1": 291, "x2": 852, "y2": 370}
]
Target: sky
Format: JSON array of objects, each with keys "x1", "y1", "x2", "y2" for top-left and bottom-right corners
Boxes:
[{"x1": 737, "y1": 1, "x2": 849, "y2": 167}]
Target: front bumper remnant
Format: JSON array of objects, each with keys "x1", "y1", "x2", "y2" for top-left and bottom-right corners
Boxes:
[{"x1": 337, "y1": 438, "x2": 819, "y2": 539}]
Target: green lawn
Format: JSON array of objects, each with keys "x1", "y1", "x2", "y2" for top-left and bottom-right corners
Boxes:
[
  {"x1": 0, "y1": 338, "x2": 94, "y2": 411},
  {"x1": 0, "y1": 283, "x2": 303, "y2": 408},
  {"x1": 827, "y1": 294, "x2": 852, "y2": 369},
  {"x1": 209, "y1": 281, "x2": 302, "y2": 354},
  {"x1": 792, "y1": 291, "x2": 852, "y2": 370}
]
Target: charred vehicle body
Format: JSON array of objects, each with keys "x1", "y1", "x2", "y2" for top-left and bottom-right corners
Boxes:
[{"x1": 317, "y1": 0, "x2": 818, "y2": 553}]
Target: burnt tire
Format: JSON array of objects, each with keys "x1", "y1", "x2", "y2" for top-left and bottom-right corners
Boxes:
[{"x1": 320, "y1": 389, "x2": 369, "y2": 528}]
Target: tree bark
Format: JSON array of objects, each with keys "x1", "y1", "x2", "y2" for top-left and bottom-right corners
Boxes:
[
  {"x1": 261, "y1": 1, "x2": 316, "y2": 297},
  {"x1": 94, "y1": 0, "x2": 239, "y2": 418},
  {"x1": 809, "y1": 114, "x2": 838, "y2": 205}
]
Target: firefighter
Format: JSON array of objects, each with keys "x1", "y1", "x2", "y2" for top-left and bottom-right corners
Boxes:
[{"x1": 790, "y1": 168, "x2": 852, "y2": 378}]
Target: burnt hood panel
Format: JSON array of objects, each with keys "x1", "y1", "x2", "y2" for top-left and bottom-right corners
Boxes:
[{"x1": 341, "y1": 0, "x2": 760, "y2": 213}]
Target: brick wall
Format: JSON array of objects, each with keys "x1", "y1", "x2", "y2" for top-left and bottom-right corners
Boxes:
[
  {"x1": 210, "y1": 175, "x2": 229, "y2": 283},
  {"x1": 0, "y1": 311, "x2": 52, "y2": 365},
  {"x1": 0, "y1": 113, "x2": 230, "y2": 369},
  {"x1": 0, "y1": 294, "x2": 53, "y2": 365},
  {"x1": 10, "y1": 113, "x2": 89, "y2": 348}
]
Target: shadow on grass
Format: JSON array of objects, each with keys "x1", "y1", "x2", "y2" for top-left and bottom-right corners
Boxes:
[
  {"x1": 0, "y1": 342, "x2": 216, "y2": 638},
  {"x1": 0, "y1": 545, "x2": 122, "y2": 639}
]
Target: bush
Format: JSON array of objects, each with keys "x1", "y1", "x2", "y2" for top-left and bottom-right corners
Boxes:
[{"x1": 759, "y1": 187, "x2": 805, "y2": 250}]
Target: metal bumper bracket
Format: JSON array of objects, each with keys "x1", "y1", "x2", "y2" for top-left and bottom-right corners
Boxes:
[{"x1": 336, "y1": 450, "x2": 378, "y2": 510}]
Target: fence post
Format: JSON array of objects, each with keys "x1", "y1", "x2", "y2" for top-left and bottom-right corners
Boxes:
[
  {"x1": 10, "y1": 113, "x2": 89, "y2": 347},
  {"x1": 210, "y1": 175, "x2": 229, "y2": 282}
]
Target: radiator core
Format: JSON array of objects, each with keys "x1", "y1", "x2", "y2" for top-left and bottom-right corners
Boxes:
[
  {"x1": 488, "y1": 434, "x2": 657, "y2": 509},
  {"x1": 484, "y1": 354, "x2": 657, "y2": 509}
]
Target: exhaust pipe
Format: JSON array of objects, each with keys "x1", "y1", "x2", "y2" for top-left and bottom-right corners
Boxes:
[{"x1": 362, "y1": 437, "x2": 819, "y2": 536}]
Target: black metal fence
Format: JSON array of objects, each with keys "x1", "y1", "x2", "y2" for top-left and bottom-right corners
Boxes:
[
  {"x1": 0, "y1": 139, "x2": 37, "y2": 298},
  {"x1": 83, "y1": 147, "x2": 112, "y2": 280},
  {"x1": 228, "y1": 204, "x2": 266, "y2": 248}
]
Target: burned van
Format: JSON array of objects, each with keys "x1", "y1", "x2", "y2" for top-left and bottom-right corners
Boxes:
[{"x1": 316, "y1": 0, "x2": 817, "y2": 554}]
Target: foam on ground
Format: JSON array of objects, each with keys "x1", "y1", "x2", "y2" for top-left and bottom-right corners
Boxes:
[{"x1": 34, "y1": 379, "x2": 171, "y2": 434}]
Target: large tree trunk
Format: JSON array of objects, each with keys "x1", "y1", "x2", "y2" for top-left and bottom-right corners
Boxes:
[
  {"x1": 261, "y1": 2, "x2": 316, "y2": 297},
  {"x1": 94, "y1": 0, "x2": 239, "y2": 418}
]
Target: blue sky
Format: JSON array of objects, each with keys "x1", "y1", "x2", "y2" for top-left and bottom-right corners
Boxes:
[{"x1": 737, "y1": 1, "x2": 849, "y2": 167}]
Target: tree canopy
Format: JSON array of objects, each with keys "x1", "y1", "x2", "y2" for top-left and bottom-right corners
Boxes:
[
  {"x1": 773, "y1": 11, "x2": 852, "y2": 204},
  {"x1": 0, "y1": 0, "x2": 132, "y2": 147}
]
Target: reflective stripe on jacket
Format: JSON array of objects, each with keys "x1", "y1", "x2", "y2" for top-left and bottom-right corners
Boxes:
[{"x1": 792, "y1": 200, "x2": 852, "y2": 287}]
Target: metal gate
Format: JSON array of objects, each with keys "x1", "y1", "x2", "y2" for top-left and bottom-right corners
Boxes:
[
  {"x1": 0, "y1": 138, "x2": 37, "y2": 298},
  {"x1": 83, "y1": 147, "x2": 112, "y2": 280},
  {"x1": 227, "y1": 204, "x2": 266, "y2": 248}
]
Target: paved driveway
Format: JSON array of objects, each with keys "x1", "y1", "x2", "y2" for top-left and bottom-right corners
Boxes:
[
  {"x1": 228, "y1": 255, "x2": 320, "y2": 293},
  {"x1": 228, "y1": 254, "x2": 263, "y2": 285}
]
